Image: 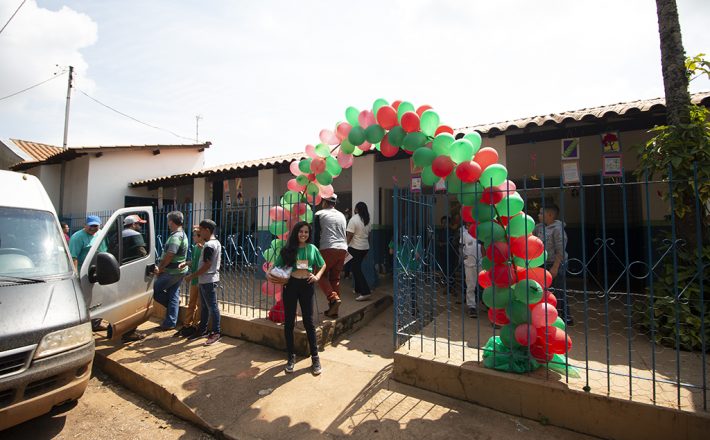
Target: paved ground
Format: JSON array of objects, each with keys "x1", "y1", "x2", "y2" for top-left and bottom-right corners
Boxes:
[{"x1": 1, "y1": 368, "x2": 213, "y2": 440}]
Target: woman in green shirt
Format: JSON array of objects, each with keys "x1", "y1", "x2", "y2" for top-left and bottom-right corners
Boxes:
[{"x1": 268, "y1": 221, "x2": 326, "y2": 375}]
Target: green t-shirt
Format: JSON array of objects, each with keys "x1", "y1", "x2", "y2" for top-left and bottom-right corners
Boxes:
[
  {"x1": 69, "y1": 229, "x2": 108, "y2": 271},
  {"x1": 163, "y1": 229, "x2": 189, "y2": 275},
  {"x1": 274, "y1": 244, "x2": 325, "y2": 272},
  {"x1": 190, "y1": 244, "x2": 202, "y2": 286}
]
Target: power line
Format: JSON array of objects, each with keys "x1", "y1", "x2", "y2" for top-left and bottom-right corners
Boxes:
[
  {"x1": 75, "y1": 87, "x2": 195, "y2": 142},
  {"x1": 0, "y1": 0, "x2": 27, "y2": 36},
  {"x1": 0, "y1": 70, "x2": 66, "y2": 102}
]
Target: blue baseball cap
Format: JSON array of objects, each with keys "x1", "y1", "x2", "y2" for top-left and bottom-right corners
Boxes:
[{"x1": 86, "y1": 215, "x2": 102, "y2": 226}]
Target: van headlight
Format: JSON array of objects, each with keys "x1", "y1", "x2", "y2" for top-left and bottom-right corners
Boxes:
[{"x1": 34, "y1": 323, "x2": 93, "y2": 359}]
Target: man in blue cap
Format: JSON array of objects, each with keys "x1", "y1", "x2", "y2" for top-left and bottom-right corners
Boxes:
[{"x1": 69, "y1": 215, "x2": 107, "y2": 272}]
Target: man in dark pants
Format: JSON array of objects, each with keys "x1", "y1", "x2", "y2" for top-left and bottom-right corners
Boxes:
[{"x1": 314, "y1": 194, "x2": 347, "y2": 318}]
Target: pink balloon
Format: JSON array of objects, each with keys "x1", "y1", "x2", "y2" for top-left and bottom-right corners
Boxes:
[
  {"x1": 287, "y1": 178, "x2": 305, "y2": 192},
  {"x1": 310, "y1": 157, "x2": 326, "y2": 174},
  {"x1": 359, "y1": 141, "x2": 372, "y2": 151},
  {"x1": 306, "y1": 193, "x2": 322, "y2": 205},
  {"x1": 514, "y1": 324, "x2": 536, "y2": 346},
  {"x1": 319, "y1": 184, "x2": 334, "y2": 198},
  {"x1": 305, "y1": 144, "x2": 318, "y2": 159},
  {"x1": 336, "y1": 122, "x2": 352, "y2": 141},
  {"x1": 337, "y1": 151, "x2": 354, "y2": 168},
  {"x1": 291, "y1": 202, "x2": 307, "y2": 215},
  {"x1": 277, "y1": 231, "x2": 289, "y2": 240},
  {"x1": 319, "y1": 129, "x2": 339, "y2": 146},
  {"x1": 262, "y1": 262, "x2": 272, "y2": 273},
  {"x1": 261, "y1": 281, "x2": 283, "y2": 297},
  {"x1": 531, "y1": 302, "x2": 559, "y2": 328},
  {"x1": 358, "y1": 110, "x2": 376, "y2": 129},
  {"x1": 274, "y1": 289, "x2": 283, "y2": 303},
  {"x1": 268, "y1": 206, "x2": 289, "y2": 221},
  {"x1": 289, "y1": 160, "x2": 302, "y2": 176}
]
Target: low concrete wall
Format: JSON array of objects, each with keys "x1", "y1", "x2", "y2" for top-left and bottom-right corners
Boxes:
[{"x1": 393, "y1": 351, "x2": 710, "y2": 440}]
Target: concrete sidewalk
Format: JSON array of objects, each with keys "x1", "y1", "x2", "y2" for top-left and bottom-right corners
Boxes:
[{"x1": 94, "y1": 306, "x2": 596, "y2": 440}]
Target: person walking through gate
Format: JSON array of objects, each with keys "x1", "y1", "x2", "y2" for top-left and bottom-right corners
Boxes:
[
  {"x1": 314, "y1": 194, "x2": 347, "y2": 318},
  {"x1": 347, "y1": 201, "x2": 372, "y2": 301},
  {"x1": 174, "y1": 225, "x2": 204, "y2": 338},
  {"x1": 460, "y1": 221, "x2": 482, "y2": 318},
  {"x1": 534, "y1": 204, "x2": 572, "y2": 325},
  {"x1": 267, "y1": 221, "x2": 326, "y2": 375},
  {"x1": 153, "y1": 211, "x2": 189, "y2": 331}
]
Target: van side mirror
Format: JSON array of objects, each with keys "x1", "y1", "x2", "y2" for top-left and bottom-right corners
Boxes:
[{"x1": 89, "y1": 252, "x2": 120, "y2": 285}]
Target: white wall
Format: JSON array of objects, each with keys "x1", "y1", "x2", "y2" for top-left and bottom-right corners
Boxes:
[
  {"x1": 26, "y1": 164, "x2": 62, "y2": 210},
  {"x1": 63, "y1": 156, "x2": 90, "y2": 216},
  {"x1": 85, "y1": 149, "x2": 204, "y2": 212}
]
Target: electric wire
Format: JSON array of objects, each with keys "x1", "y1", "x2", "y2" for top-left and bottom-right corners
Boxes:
[
  {"x1": 0, "y1": 70, "x2": 65, "y2": 102},
  {"x1": 0, "y1": 0, "x2": 27, "y2": 36}
]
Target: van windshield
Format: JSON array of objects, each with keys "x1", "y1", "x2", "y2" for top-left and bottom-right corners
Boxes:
[{"x1": 0, "y1": 207, "x2": 73, "y2": 278}]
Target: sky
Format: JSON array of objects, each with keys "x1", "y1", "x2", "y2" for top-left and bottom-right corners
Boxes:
[{"x1": 1, "y1": 0, "x2": 708, "y2": 167}]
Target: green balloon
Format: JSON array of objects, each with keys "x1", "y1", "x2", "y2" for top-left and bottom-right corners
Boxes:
[
  {"x1": 449, "y1": 139, "x2": 475, "y2": 164},
  {"x1": 432, "y1": 133, "x2": 455, "y2": 156},
  {"x1": 513, "y1": 279, "x2": 544, "y2": 304},
  {"x1": 499, "y1": 324, "x2": 520, "y2": 348},
  {"x1": 482, "y1": 286, "x2": 513, "y2": 309},
  {"x1": 282, "y1": 190, "x2": 304, "y2": 205},
  {"x1": 482, "y1": 257, "x2": 493, "y2": 271},
  {"x1": 270, "y1": 239, "x2": 286, "y2": 252},
  {"x1": 340, "y1": 139, "x2": 356, "y2": 154},
  {"x1": 305, "y1": 182, "x2": 319, "y2": 196},
  {"x1": 464, "y1": 132, "x2": 483, "y2": 154},
  {"x1": 403, "y1": 132, "x2": 427, "y2": 152},
  {"x1": 353, "y1": 146, "x2": 364, "y2": 156},
  {"x1": 495, "y1": 193, "x2": 524, "y2": 217},
  {"x1": 365, "y1": 124, "x2": 385, "y2": 144},
  {"x1": 421, "y1": 166, "x2": 439, "y2": 186},
  {"x1": 300, "y1": 205, "x2": 314, "y2": 222},
  {"x1": 373, "y1": 142, "x2": 381, "y2": 151},
  {"x1": 552, "y1": 317, "x2": 566, "y2": 331},
  {"x1": 513, "y1": 251, "x2": 547, "y2": 268},
  {"x1": 263, "y1": 247, "x2": 274, "y2": 262},
  {"x1": 507, "y1": 300, "x2": 531, "y2": 325},
  {"x1": 476, "y1": 221, "x2": 506, "y2": 245},
  {"x1": 325, "y1": 156, "x2": 342, "y2": 176},
  {"x1": 413, "y1": 147, "x2": 436, "y2": 168},
  {"x1": 296, "y1": 174, "x2": 309, "y2": 186},
  {"x1": 420, "y1": 110, "x2": 440, "y2": 137},
  {"x1": 456, "y1": 183, "x2": 478, "y2": 206},
  {"x1": 348, "y1": 126, "x2": 366, "y2": 146},
  {"x1": 471, "y1": 200, "x2": 496, "y2": 222},
  {"x1": 508, "y1": 214, "x2": 535, "y2": 237},
  {"x1": 388, "y1": 126, "x2": 406, "y2": 147},
  {"x1": 446, "y1": 173, "x2": 463, "y2": 194},
  {"x1": 345, "y1": 106, "x2": 359, "y2": 127},
  {"x1": 316, "y1": 171, "x2": 333, "y2": 185},
  {"x1": 315, "y1": 143, "x2": 331, "y2": 158},
  {"x1": 298, "y1": 158, "x2": 312, "y2": 174},
  {"x1": 269, "y1": 220, "x2": 288, "y2": 236},
  {"x1": 396, "y1": 101, "x2": 415, "y2": 122},
  {"x1": 480, "y1": 164, "x2": 508, "y2": 188},
  {"x1": 372, "y1": 98, "x2": 389, "y2": 116}
]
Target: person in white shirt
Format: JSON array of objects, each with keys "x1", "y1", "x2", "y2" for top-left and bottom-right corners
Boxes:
[
  {"x1": 460, "y1": 222, "x2": 482, "y2": 317},
  {"x1": 346, "y1": 202, "x2": 373, "y2": 301}
]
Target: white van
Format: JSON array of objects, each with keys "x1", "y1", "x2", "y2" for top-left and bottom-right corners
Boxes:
[{"x1": 0, "y1": 171, "x2": 156, "y2": 430}]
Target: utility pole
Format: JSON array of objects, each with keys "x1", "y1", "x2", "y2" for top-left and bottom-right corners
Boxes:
[
  {"x1": 59, "y1": 65, "x2": 73, "y2": 217},
  {"x1": 195, "y1": 114, "x2": 202, "y2": 143}
]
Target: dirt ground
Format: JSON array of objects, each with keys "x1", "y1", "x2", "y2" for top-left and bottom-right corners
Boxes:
[{"x1": 1, "y1": 368, "x2": 213, "y2": 440}]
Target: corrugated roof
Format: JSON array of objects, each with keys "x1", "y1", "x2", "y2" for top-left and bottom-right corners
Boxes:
[
  {"x1": 460, "y1": 91, "x2": 710, "y2": 134},
  {"x1": 10, "y1": 139, "x2": 63, "y2": 162},
  {"x1": 10, "y1": 142, "x2": 211, "y2": 171},
  {"x1": 130, "y1": 91, "x2": 710, "y2": 187}
]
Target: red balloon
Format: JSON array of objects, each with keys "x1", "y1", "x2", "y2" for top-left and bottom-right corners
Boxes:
[
  {"x1": 478, "y1": 269, "x2": 492, "y2": 288},
  {"x1": 461, "y1": 206, "x2": 474, "y2": 223},
  {"x1": 543, "y1": 291, "x2": 558, "y2": 307},
  {"x1": 499, "y1": 180, "x2": 517, "y2": 192},
  {"x1": 307, "y1": 173, "x2": 316, "y2": 182},
  {"x1": 480, "y1": 186, "x2": 505, "y2": 205},
  {"x1": 310, "y1": 157, "x2": 326, "y2": 174},
  {"x1": 530, "y1": 342, "x2": 554, "y2": 363},
  {"x1": 377, "y1": 105, "x2": 398, "y2": 130},
  {"x1": 488, "y1": 308, "x2": 510, "y2": 326},
  {"x1": 498, "y1": 216, "x2": 512, "y2": 227},
  {"x1": 435, "y1": 125, "x2": 454, "y2": 136},
  {"x1": 380, "y1": 133, "x2": 399, "y2": 157},
  {"x1": 401, "y1": 111, "x2": 421, "y2": 133},
  {"x1": 432, "y1": 155, "x2": 455, "y2": 178},
  {"x1": 287, "y1": 178, "x2": 305, "y2": 192},
  {"x1": 486, "y1": 242, "x2": 511, "y2": 264},
  {"x1": 468, "y1": 222, "x2": 478, "y2": 238},
  {"x1": 416, "y1": 104, "x2": 433, "y2": 117},
  {"x1": 511, "y1": 235, "x2": 544, "y2": 260},
  {"x1": 455, "y1": 160, "x2": 482, "y2": 183},
  {"x1": 491, "y1": 263, "x2": 518, "y2": 287},
  {"x1": 514, "y1": 324, "x2": 536, "y2": 346},
  {"x1": 474, "y1": 147, "x2": 499, "y2": 171},
  {"x1": 531, "y1": 302, "x2": 559, "y2": 328},
  {"x1": 391, "y1": 100, "x2": 402, "y2": 110}
]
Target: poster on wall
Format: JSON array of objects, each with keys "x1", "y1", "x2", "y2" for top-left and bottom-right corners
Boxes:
[
  {"x1": 410, "y1": 157, "x2": 423, "y2": 175},
  {"x1": 235, "y1": 178, "x2": 244, "y2": 205},
  {"x1": 158, "y1": 187, "x2": 163, "y2": 209},
  {"x1": 410, "y1": 175, "x2": 422, "y2": 193},
  {"x1": 601, "y1": 132, "x2": 621, "y2": 154},
  {"x1": 603, "y1": 155, "x2": 623, "y2": 176},
  {"x1": 434, "y1": 178, "x2": 447, "y2": 192},
  {"x1": 223, "y1": 180, "x2": 231, "y2": 208},
  {"x1": 562, "y1": 161, "x2": 580, "y2": 184},
  {"x1": 561, "y1": 138, "x2": 580, "y2": 160}
]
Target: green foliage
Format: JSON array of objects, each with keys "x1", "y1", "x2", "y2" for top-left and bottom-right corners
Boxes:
[{"x1": 686, "y1": 53, "x2": 710, "y2": 82}]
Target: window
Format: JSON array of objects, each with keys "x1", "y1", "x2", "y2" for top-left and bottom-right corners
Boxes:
[{"x1": 119, "y1": 213, "x2": 151, "y2": 265}]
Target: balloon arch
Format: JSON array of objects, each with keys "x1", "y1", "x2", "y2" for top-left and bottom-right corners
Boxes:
[{"x1": 261, "y1": 99, "x2": 575, "y2": 376}]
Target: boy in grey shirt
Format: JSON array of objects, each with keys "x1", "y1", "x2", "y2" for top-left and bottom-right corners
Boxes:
[
  {"x1": 186, "y1": 219, "x2": 222, "y2": 345},
  {"x1": 314, "y1": 194, "x2": 347, "y2": 317}
]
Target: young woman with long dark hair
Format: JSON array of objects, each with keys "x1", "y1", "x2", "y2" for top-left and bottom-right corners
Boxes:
[
  {"x1": 267, "y1": 221, "x2": 326, "y2": 375},
  {"x1": 346, "y1": 201, "x2": 372, "y2": 301}
]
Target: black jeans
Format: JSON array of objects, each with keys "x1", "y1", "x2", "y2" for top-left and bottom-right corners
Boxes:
[
  {"x1": 283, "y1": 278, "x2": 318, "y2": 358},
  {"x1": 348, "y1": 247, "x2": 371, "y2": 295}
]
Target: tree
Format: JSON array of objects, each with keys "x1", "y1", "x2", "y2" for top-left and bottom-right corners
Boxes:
[{"x1": 655, "y1": 0, "x2": 691, "y2": 125}]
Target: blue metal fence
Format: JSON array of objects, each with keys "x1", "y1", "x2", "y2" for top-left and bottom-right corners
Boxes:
[{"x1": 392, "y1": 169, "x2": 709, "y2": 413}]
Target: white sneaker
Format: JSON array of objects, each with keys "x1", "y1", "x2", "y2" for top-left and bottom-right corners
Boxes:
[{"x1": 355, "y1": 294, "x2": 372, "y2": 301}]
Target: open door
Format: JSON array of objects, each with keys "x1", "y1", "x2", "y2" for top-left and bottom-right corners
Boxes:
[{"x1": 80, "y1": 207, "x2": 156, "y2": 340}]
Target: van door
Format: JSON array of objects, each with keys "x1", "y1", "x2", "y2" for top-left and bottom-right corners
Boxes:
[{"x1": 80, "y1": 207, "x2": 156, "y2": 339}]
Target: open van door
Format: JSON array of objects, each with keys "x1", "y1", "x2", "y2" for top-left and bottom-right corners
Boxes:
[{"x1": 80, "y1": 207, "x2": 156, "y2": 340}]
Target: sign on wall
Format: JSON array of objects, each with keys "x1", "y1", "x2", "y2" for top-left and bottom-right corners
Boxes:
[
  {"x1": 562, "y1": 161, "x2": 580, "y2": 184},
  {"x1": 601, "y1": 132, "x2": 621, "y2": 154},
  {"x1": 561, "y1": 138, "x2": 580, "y2": 160},
  {"x1": 603, "y1": 155, "x2": 623, "y2": 176}
]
